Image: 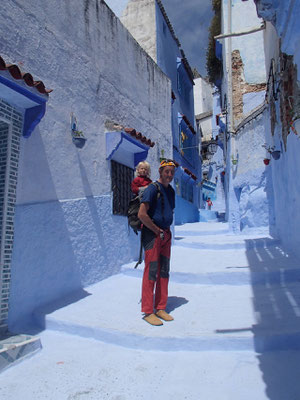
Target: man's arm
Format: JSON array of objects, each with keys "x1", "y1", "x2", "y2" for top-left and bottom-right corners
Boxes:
[{"x1": 138, "y1": 203, "x2": 162, "y2": 236}]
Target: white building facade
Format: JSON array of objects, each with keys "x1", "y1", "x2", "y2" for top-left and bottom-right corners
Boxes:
[{"x1": 216, "y1": 0, "x2": 270, "y2": 232}]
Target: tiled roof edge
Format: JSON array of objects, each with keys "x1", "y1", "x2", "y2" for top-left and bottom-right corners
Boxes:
[
  {"x1": 180, "y1": 49, "x2": 195, "y2": 85},
  {"x1": 183, "y1": 166, "x2": 197, "y2": 181},
  {"x1": 155, "y1": 1, "x2": 194, "y2": 85},
  {"x1": 124, "y1": 127, "x2": 155, "y2": 147},
  {"x1": 156, "y1": 0, "x2": 181, "y2": 47},
  {"x1": 0, "y1": 55, "x2": 52, "y2": 95},
  {"x1": 181, "y1": 114, "x2": 196, "y2": 135}
]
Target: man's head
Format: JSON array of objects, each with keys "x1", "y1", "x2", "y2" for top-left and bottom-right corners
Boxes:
[{"x1": 159, "y1": 159, "x2": 176, "y2": 186}]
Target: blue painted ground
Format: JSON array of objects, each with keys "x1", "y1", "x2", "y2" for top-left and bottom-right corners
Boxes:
[{"x1": 1, "y1": 221, "x2": 300, "y2": 399}]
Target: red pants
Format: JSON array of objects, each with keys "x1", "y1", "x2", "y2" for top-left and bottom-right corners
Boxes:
[{"x1": 141, "y1": 227, "x2": 171, "y2": 314}]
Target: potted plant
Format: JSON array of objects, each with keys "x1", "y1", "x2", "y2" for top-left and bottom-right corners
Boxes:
[
  {"x1": 262, "y1": 144, "x2": 275, "y2": 154},
  {"x1": 271, "y1": 150, "x2": 281, "y2": 160},
  {"x1": 231, "y1": 155, "x2": 238, "y2": 165},
  {"x1": 70, "y1": 113, "x2": 87, "y2": 149},
  {"x1": 262, "y1": 143, "x2": 281, "y2": 161},
  {"x1": 72, "y1": 129, "x2": 87, "y2": 149},
  {"x1": 159, "y1": 149, "x2": 165, "y2": 163}
]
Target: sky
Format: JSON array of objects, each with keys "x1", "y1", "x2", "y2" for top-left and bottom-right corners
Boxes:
[{"x1": 104, "y1": 0, "x2": 213, "y2": 77}]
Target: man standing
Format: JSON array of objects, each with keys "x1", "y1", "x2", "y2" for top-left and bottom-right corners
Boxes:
[{"x1": 138, "y1": 159, "x2": 176, "y2": 326}]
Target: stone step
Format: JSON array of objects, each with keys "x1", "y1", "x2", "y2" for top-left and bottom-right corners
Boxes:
[
  {"x1": 199, "y1": 210, "x2": 219, "y2": 222},
  {"x1": 0, "y1": 334, "x2": 42, "y2": 373},
  {"x1": 175, "y1": 221, "x2": 230, "y2": 236},
  {"x1": 121, "y1": 264, "x2": 300, "y2": 286},
  {"x1": 174, "y1": 234, "x2": 280, "y2": 250},
  {"x1": 33, "y1": 274, "x2": 300, "y2": 353}
]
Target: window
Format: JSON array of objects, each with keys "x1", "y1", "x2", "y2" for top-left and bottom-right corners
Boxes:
[
  {"x1": 179, "y1": 121, "x2": 195, "y2": 167},
  {"x1": 177, "y1": 60, "x2": 191, "y2": 107},
  {"x1": 181, "y1": 176, "x2": 194, "y2": 203},
  {"x1": 111, "y1": 160, "x2": 134, "y2": 216}
]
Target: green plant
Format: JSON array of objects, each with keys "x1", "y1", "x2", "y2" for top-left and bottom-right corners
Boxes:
[
  {"x1": 206, "y1": 0, "x2": 222, "y2": 84},
  {"x1": 231, "y1": 154, "x2": 238, "y2": 165},
  {"x1": 262, "y1": 144, "x2": 275, "y2": 154},
  {"x1": 72, "y1": 129, "x2": 85, "y2": 138}
]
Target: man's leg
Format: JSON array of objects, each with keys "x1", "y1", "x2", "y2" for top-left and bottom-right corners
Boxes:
[
  {"x1": 141, "y1": 228, "x2": 160, "y2": 315},
  {"x1": 154, "y1": 230, "x2": 171, "y2": 312}
]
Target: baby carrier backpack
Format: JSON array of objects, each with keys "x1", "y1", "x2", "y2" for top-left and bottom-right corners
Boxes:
[{"x1": 127, "y1": 182, "x2": 163, "y2": 268}]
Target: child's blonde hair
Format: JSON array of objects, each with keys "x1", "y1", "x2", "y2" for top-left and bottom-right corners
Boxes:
[{"x1": 135, "y1": 161, "x2": 151, "y2": 178}]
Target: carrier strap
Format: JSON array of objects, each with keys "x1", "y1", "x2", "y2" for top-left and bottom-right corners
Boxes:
[
  {"x1": 133, "y1": 181, "x2": 164, "y2": 269},
  {"x1": 134, "y1": 234, "x2": 144, "y2": 269}
]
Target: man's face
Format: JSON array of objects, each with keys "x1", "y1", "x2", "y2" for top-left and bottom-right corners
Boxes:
[{"x1": 160, "y1": 166, "x2": 175, "y2": 185}]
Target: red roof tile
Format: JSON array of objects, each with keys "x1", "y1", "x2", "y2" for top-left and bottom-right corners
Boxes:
[
  {"x1": 124, "y1": 127, "x2": 155, "y2": 147},
  {"x1": 0, "y1": 55, "x2": 52, "y2": 95},
  {"x1": 181, "y1": 114, "x2": 196, "y2": 135},
  {"x1": 183, "y1": 167, "x2": 197, "y2": 181}
]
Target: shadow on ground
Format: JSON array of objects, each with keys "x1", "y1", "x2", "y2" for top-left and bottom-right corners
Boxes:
[
  {"x1": 246, "y1": 238, "x2": 300, "y2": 400},
  {"x1": 17, "y1": 289, "x2": 92, "y2": 335},
  {"x1": 166, "y1": 296, "x2": 189, "y2": 313}
]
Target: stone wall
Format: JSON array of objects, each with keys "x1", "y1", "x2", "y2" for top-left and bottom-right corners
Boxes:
[{"x1": 232, "y1": 50, "x2": 266, "y2": 126}]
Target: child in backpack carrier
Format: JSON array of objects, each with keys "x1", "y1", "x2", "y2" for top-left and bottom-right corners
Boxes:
[{"x1": 131, "y1": 161, "x2": 152, "y2": 197}]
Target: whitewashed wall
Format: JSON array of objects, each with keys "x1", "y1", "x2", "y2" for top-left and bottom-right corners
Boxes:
[
  {"x1": 1, "y1": 0, "x2": 172, "y2": 330},
  {"x1": 231, "y1": 111, "x2": 274, "y2": 232},
  {"x1": 220, "y1": 0, "x2": 268, "y2": 230},
  {"x1": 222, "y1": 0, "x2": 266, "y2": 84},
  {"x1": 194, "y1": 77, "x2": 213, "y2": 116},
  {"x1": 260, "y1": 3, "x2": 300, "y2": 258},
  {"x1": 121, "y1": 0, "x2": 157, "y2": 62}
]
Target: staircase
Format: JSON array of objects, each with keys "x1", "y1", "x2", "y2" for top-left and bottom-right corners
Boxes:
[{"x1": 4, "y1": 221, "x2": 300, "y2": 398}]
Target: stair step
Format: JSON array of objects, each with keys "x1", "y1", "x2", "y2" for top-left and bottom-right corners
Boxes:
[
  {"x1": 121, "y1": 266, "x2": 300, "y2": 286},
  {"x1": 38, "y1": 316, "x2": 300, "y2": 353},
  {"x1": 33, "y1": 274, "x2": 300, "y2": 353},
  {"x1": 174, "y1": 236, "x2": 280, "y2": 250}
]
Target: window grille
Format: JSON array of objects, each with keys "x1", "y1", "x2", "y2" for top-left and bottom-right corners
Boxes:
[
  {"x1": 181, "y1": 176, "x2": 194, "y2": 203},
  {"x1": 111, "y1": 160, "x2": 134, "y2": 216},
  {"x1": 0, "y1": 100, "x2": 22, "y2": 333},
  {"x1": 179, "y1": 121, "x2": 195, "y2": 167}
]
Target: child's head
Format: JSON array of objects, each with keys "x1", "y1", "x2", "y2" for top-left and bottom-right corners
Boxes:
[{"x1": 135, "y1": 161, "x2": 151, "y2": 178}]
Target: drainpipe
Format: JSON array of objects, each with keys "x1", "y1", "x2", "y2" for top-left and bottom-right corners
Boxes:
[
  {"x1": 227, "y1": 0, "x2": 233, "y2": 141},
  {"x1": 226, "y1": 0, "x2": 238, "y2": 230}
]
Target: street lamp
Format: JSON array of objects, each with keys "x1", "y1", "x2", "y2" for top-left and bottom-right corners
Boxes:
[
  {"x1": 206, "y1": 152, "x2": 213, "y2": 161},
  {"x1": 207, "y1": 142, "x2": 218, "y2": 154}
]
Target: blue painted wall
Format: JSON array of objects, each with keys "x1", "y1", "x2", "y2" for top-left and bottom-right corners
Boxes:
[
  {"x1": 174, "y1": 194, "x2": 199, "y2": 225},
  {"x1": 155, "y1": 2, "x2": 200, "y2": 223},
  {"x1": 8, "y1": 196, "x2": 139, "y2": 331}
]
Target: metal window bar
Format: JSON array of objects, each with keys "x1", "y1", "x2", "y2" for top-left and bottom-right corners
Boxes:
[
  {"x1": 0, "y1": 121, "x2": 12, "y2": 331},
  {"x1": 111, "y1": 160, "x2": 134, "y2": 216}
]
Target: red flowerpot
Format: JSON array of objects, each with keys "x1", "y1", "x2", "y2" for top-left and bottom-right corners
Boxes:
[{"x1": 263, "y1": 158, "x2": 270, "y2": 165}]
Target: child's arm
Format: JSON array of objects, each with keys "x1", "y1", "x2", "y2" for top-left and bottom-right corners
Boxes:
[{"x1": 131, "y1": 178, "x2": 140, "y2": 195}]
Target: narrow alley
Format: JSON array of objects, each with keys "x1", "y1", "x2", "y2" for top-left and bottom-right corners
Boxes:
[{"x1": 1, "y1": 220, "x2": 300, "y2": 400}]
